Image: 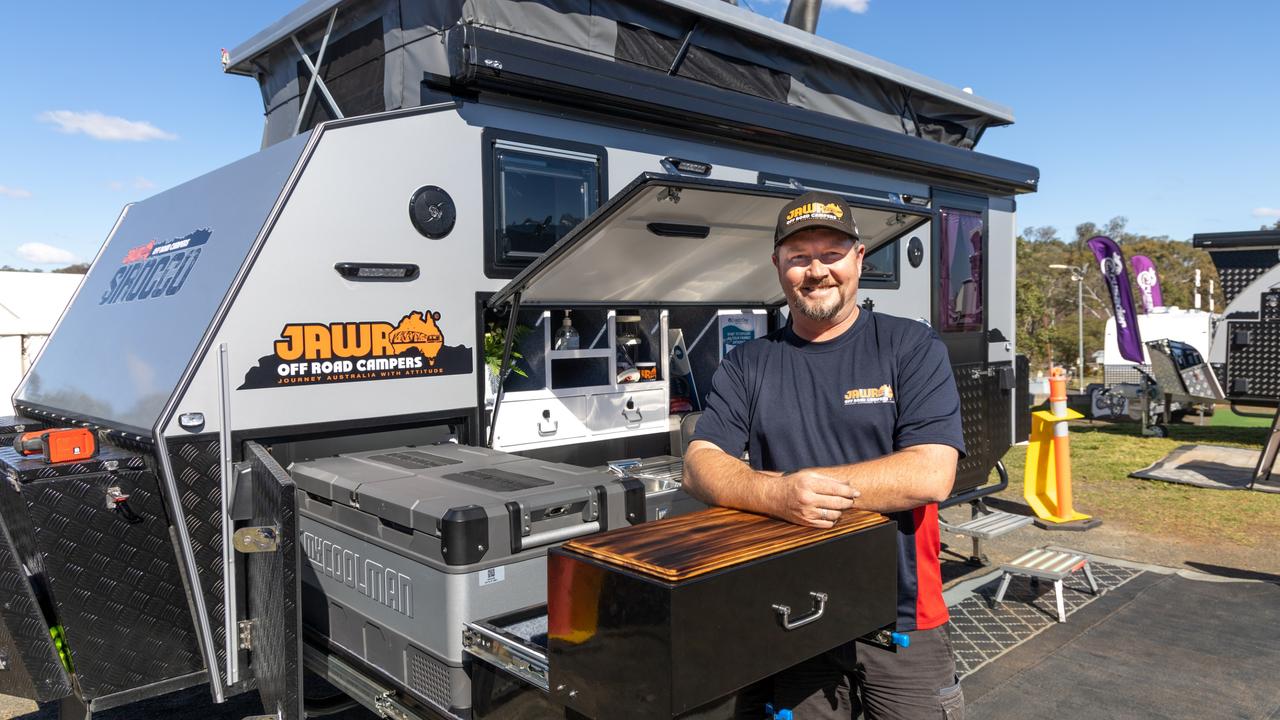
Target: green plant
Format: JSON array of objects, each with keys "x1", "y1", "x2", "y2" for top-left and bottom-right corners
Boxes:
[{"x1": 484, "y1": 322, "x2": 531, "y2": 379}]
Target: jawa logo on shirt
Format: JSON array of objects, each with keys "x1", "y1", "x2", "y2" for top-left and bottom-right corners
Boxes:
[
  {"x1": 238, "y1": 309, "x2": 473, "y2": 389},
  {"x1": 843, "y1": 384, "x2": 895, "y2": 405},
  {"x1": 785, "y1": 202, "x2": 845, "y2": 225}
]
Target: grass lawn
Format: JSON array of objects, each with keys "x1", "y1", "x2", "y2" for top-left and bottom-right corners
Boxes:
[
  {"x1": 999, "y1": 419, "x2": 1280, "y2": 550},
  {"x1": 1210, "y1": 405, "x2": 1276, "y2": 428}
]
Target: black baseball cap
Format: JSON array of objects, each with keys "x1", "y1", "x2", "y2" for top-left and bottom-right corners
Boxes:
[{"x1": 774, "y1": 191, "x2": 860, "y2": 247}]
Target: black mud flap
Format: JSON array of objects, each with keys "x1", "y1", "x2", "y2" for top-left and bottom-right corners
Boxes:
[
  {"x1": 0, "y1": 508, "x2": 72, "y2": 703},
  {"x1": 242, "y1": 442, "x2": 303, "y2": 720}
]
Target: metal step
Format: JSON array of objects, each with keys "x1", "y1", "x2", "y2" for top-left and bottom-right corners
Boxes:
[
  {"x1": 941, "y1": 510, "x2": 1034, "y2": 539},
  {"x1": 1003, "y1": 548, "x2": 1088, "y2": 579}
]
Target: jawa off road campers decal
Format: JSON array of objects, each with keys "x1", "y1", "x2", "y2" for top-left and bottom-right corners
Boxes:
[
  {"x1": 239, "y1": 310, "x2": 473, "y2": 389},
  {"x1": 99, "y1": 228, "x2": 211, "y2": 305}
]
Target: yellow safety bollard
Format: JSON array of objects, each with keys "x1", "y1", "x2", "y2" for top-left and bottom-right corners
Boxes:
[{"x1": 1024, "y1": 367, "x2": 1100, "y2": 529}]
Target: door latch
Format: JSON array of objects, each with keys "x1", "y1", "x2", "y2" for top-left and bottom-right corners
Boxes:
[{"x1": 105, "y1": 486, "x2": 144, "y2": 524}]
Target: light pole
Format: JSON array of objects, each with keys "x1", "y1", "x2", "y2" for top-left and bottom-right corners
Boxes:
[{"x1": 1050, "y1": 264, "x2": 1087, "y2": 392}]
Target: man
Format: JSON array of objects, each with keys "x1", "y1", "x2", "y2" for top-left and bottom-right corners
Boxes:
[{"x1": 683, "y1": 191, "x2": 966, "y2": 719}]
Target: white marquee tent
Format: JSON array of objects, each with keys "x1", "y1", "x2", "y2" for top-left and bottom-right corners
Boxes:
[{"x1": 0, "y1": 271, "x2": 84, "y2": 414}]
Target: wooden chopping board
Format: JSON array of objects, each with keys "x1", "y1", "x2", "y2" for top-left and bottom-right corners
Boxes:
[{"x1": 561, "y1": 506, "x2": 889, "y2": 583}]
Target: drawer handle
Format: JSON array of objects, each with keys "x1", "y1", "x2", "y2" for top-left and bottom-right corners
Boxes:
[
  {"x1": 772, "y1": 592, "x2": 828, "y2": 631},
  {"x1": 538, "y1": 410, "x2": 558, "y2": 436},
  {"x1": 621, "y1": 399, "x2": 643, "y2": 424}
]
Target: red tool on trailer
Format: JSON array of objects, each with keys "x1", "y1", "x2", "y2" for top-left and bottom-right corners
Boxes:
[{"x1": 12, "y1": 428, "x2": 98, "y2": 464}]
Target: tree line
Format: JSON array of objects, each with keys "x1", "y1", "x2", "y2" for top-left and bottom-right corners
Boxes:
[
  {"x1": 1019, "y1": 218, "x2": 1256, "y2": 371},
  {"x1": 1, "y1": 264, "x2": 90, "y2": 274}
]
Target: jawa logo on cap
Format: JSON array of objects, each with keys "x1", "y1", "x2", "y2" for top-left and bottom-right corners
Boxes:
[
  {"x1": 786, "y1": 202, "x2": 846, "y2": 225},
  {"x1": 843, "y1": 384, "x2": 895, "y2": 405},
  {"x1": 239, "y1": 309, "x2": 473, "y2": 389}
]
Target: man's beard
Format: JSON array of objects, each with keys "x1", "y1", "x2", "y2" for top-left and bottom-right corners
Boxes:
[{"x1": 793, "y1": 285, "x2": 847, "y2": 322}]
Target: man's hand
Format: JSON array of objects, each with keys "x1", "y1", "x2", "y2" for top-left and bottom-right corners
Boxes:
[
  {"x1": 683, "y1": 442, "x2": 863, "y2": 528},
  {"x1": 771, "y1": 469, "x2": 860, "y2": 528}
]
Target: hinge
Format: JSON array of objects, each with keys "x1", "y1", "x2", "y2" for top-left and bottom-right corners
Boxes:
[
  {"x1": 233, "y1": 526, "x2": 280, "y2": 553},
  {"x1": 969, "y1": 366, "x2": 998, "y2": 380},
  {"x1": 238, "y1": 620, "x2": 254, "y2": 651}
]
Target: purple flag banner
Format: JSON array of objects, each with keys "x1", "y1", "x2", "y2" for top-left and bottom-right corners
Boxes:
[
  {"x1": 1131, "y1": 255, "x2": 1164, "y2": 313},
  {"x1": 1088, "y1": 236, "x2": 1145, "y2": 363}
]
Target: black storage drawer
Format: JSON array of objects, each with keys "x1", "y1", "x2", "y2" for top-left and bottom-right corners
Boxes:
[
  {"x1": 546, "y1": 517, "x2": 898, "y2": 719},
  {"x1": 0, "y1": 446, "x2": 205, "y2": 700},
  {"x1": 0, "y1": 506, "x2": 72, "y2": 703}
]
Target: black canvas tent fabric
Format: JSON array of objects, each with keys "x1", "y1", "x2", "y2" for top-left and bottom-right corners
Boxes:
[{"x1": 229, "y1": 0, "x2": 1012, "y2": 150}]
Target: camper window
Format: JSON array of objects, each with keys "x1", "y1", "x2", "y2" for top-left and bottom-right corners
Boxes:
[
  {"x1": 939, "y1": 207, "x2": 984, "y2": 332},
  {"x1": 484, "y1": 132, "x2": 605, "y2": 277},
  {"x1": 757, "y1": 173, "x2": 901, "y2": 288}
]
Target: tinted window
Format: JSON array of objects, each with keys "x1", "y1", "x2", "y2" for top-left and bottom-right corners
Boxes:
[
  {"x1": 939, "y1": 207, "x2": 984, "y2": 332},
  {"x1": 860, "y1": 242, "x2": 896, "y2": 284},
  {"x1": 495, "y1": 144, "x2": 600, "y2": 265}
]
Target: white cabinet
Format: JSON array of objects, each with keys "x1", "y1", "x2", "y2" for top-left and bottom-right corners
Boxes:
[
  {"x1": 585, "y1": 389, "x2": 667, "y2": 435},
  {"x1": 493, "y1": 396, "x2": 590, "y2": 448},
  {"x1": 492, "y1": 309, "x2": 670, "y2": 451}
]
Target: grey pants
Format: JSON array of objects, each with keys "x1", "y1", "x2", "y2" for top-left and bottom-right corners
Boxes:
[{"x1": 735, "y1": 625, "x2": 963, "y2": 720}]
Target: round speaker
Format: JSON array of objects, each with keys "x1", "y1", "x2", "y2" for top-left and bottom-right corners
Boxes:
[
  {"x1": 408, "y1": 186, "x2": 456, "y2": 239},
  {"x1": 907, "y1": 236, "x2": 924, "y2": 268}
]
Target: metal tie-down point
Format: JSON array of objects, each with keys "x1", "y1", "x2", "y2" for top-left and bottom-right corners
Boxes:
[{"x1": 233, "y1": 526, "x2": 280, "y2": 553}]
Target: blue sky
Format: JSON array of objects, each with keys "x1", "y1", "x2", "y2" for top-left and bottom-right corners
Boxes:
[{"x1": 1, "y1": 1, "x2": 1277, "y2": 267}]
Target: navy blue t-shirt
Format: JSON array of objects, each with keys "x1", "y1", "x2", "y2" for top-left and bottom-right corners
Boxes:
[{"x1": 691, "y1": 309, "x2": 965, "y2": 631}]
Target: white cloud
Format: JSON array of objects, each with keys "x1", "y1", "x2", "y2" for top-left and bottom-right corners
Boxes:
[
  {"x1": 827, "y1": 0, "x2": 870, "y2": 13},
  {"x1": 39, "y1": 110, "x2": 177, "y2": 142},
  {"x1": 0, "y1": 185, "x2": 32, "y2": 199},
  {"x1": 16, "y1": 242, "x2": 77, "y2": 265},
  {"x1": 1253, "y1": 208, "x2": 1280, "y2": 218}
]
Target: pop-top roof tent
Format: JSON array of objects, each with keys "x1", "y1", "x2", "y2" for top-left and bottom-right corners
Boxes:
[{"x1": 225, "y1": 0, "x2": 1017, "y2": 153}]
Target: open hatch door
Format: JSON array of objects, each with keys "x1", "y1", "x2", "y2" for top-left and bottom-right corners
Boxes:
[{"x1": 487, "y1": 173, "x2": 931, "y2": 309}]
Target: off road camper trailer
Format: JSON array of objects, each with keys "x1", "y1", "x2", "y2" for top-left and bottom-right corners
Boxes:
[
  {"x1": 1195, "y1": 229, "x2": 1280, "y2": 405},
  {"x1": 2, "y1": 0, "x2": 1038, "y2": 717}
]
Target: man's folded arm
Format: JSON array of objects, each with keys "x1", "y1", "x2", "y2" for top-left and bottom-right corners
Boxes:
[
  {"x1": 787, "y1": 443, "x2": 959, "y2": 514},
  {"x1": 683, "y1": 440, "x2": 859, "y2": 528}
]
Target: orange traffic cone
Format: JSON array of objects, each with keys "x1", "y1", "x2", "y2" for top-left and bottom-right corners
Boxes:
[{"x1": 1024, "y1": 367, "x2": 1100, "y2": 530}]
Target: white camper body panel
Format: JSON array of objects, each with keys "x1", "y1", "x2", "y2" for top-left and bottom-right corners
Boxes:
[
  {"x1": 1104, "y1": 309, "x2": 1216, "y2": 368},
  {"x1": 169, "y1": 111, "x2": 492, "y2": 437},
  {"x1": 166, "y1": 102, "x2": 945, "y2": 438}
]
